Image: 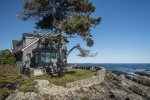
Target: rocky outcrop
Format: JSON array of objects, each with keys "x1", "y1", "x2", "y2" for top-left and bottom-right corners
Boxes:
[
  {"x1": 6, "y1": 68, "x2": 106, "y2": 100},
  {"x1": 5, "y1": 92, "x2": 41, "y2": 100},
  {"x1": 113, "y1": 70, "x2": 150, "y2": 87},
  {"x1": 135, "y1": 71, "x2": 150, "y2": 77},
  {"x1": 65, "y1": 67, "x2": 106, "y2": 91},
  {"x1": 34, "y1": 80, "x2": 71, "y2": 99},
  {"x1": 125, "y1": 74, "x2": 150, "y2": 87},
  {"x1": 6, "y1": 68, "x2": 150, "y2": 100},
  {"x1": 75, "y1": 72, "x2": 150, "y2": 100}
]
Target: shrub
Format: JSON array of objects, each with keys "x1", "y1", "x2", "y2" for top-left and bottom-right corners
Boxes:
[{"x1": 0, "y1": 49, "x2": 16, "y2": 65}]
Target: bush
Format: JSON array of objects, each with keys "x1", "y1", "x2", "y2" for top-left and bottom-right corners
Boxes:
[{"x1": 0, "y1": 49, "x2": 16, "y2": 65}]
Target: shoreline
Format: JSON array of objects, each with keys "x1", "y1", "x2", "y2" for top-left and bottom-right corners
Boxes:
[{"x1": 5, "y1": 67, "x2": 150, "y2": 100}]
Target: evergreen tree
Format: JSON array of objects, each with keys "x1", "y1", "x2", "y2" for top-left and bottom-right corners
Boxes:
[
  {"x1": 19, "y1": 0, "x2": 101, "y2": 74},
  {"x1": 19, "y1": 0, "x2": 101, "y2": 47}
]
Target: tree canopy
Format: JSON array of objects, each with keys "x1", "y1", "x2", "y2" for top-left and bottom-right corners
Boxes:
[
  {"x1": 19, "y1": 0, "x2": 101, "y2": 47},
  {"x1": 0, "y1": 49, "x2": 16, "y2": 65}
]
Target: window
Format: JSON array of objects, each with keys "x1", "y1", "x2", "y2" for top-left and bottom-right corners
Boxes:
[
  {"x1": 51, "y1": 53, "x2": 55, "y2": 58},
  {"x1": 55, "y1": 53, "x2": 58, "y2": 58},
  {"x1": 41, "y1": 52, "x2": 46, "y2": 63},
  {"x1": 35, "y1": 52, "x2": 38, "y2": 63},
  {"x1": 62, "y1": 52, "x2": 66, "y2": 59},
  {"x1": 33, "y1": 42, "x2": 38, "y2": 49},
  {"x1": 26, "y1": 53, "x2": 31, "y2": 58},
  {"x1": 46, "y1": 53, "x2": 51, "y2": 63}
]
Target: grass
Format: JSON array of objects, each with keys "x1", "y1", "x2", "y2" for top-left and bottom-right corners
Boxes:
[
  {"x1": 0, "y1": 64, "x2": 19, "y2": 99},
  {"x1": 31, "y1": 68, "x2": 97, "y2": 86},
  {"x1": 0, "y1": 64, "x2": 19, "y2": 83},
  {"x1": 0, "y1": 89, "x2": 14, "y2": 99},
  {"x1": 0, "y1": 64, "x2": 19, "y2": 75},
  {"x1": 0, "y1": 65, "x2": 97, "y2": 99}
]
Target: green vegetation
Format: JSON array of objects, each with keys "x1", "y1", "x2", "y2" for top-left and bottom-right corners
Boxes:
[
  {"x1": 36, "y1": 68, "x2": 97, "y2": 86},
  {"x1": 0, "y1": 49, "x2": 16, "y2": 65},
  {"x1": 19, "y1": 0, "x2": 100, "y2": 74},
  {"x1": 0, "y1": 64, "x2": 19, "y2": 99},
  {"x1": 20, "y1": 0, "x2": 100, "y2": 47},
  {"x1": 0, "y1": 65, "x2": 96, "y2": 99},
  {"x1": 17, "y1": 75, "x2": 38, "y2": 93},
  {"x1": 0, "y1": 89, "x2": 14, "y2": 99},
  {"x1": 0, "y1": 64, "x2": 19, "y2": 82}
]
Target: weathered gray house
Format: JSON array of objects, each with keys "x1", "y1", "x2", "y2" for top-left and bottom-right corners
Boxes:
[{"x1": 12, "y1": 33, "x2": 67, "y2": 72}]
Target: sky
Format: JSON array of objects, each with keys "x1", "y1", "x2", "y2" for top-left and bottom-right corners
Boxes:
[{"x1": 0, "y1": 0, "x2": 150, "y2": 63}]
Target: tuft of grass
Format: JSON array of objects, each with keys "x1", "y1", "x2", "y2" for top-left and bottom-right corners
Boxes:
[
  {"x1": 28, "y1": 68, "x2": 97, "y2": 86},
  {"x1": 0, "y1": 64, "x2": 19, "y2": 83},
  {"x1": 0, "y1": 64, "x2": 19, "y2": 75},
  {"x1": 29, "y1": 68, "x2": 97, "y2": 86},
  {"x1": 16, "y1": 75, "x2": 38, "y2": 93},
  {"x1": 0, "y1": 64, "x2": 19, "y2": 99},
  {"x1": 48, "y1": 68, "x2": 97, "y2": 85}
]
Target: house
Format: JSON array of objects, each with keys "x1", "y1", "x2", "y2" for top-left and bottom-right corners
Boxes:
[{"x1": 12, "y1": 33, "x2": 67, "y2": 73}]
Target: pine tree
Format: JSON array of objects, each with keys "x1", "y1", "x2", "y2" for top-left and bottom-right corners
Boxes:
[
  {"x1": 19, "y1": 0, "x2": 101, "y2": 47},
  {"x1": 19, "y1": 0, "x2": 101, "y2": 74}
]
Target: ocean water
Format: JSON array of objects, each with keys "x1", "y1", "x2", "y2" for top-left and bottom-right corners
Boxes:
[{"x1": 68, "y1": 63, "x2": 150, "y2": 74}]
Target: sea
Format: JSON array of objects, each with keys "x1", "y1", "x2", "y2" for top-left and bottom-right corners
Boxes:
[{"x1": 68, "y1": 63, "x2": 150, "y2": 75}]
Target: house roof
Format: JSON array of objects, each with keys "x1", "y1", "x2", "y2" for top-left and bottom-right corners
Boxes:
[
  {"x1": 12, "y1": 40, "x2": 22, "y2": 53},
  {"x1": 22, "y1": 38, "x2": 39, "y2": 51},
  {"x1": 12, "y1": 40, "x2": 20, "y2": 45},
  {"x1": 20, "y1": 32, "x2": 66, "y2": 52},
  {"x1": 23, "y1": 33, "x2": 41, "y2": 38},
  {"x1": 21, "y1": 33, "x2": 50, "y2": 51}
]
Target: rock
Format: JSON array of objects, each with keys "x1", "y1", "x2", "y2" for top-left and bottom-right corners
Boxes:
[
  {"x1": 6, "y1": 92, "x2": 41, "y2": 100},
  {"x1": 64, "y1": 66, "x2": 72, "y2": 71},
  {"x1": 125, "y1": 74, "x2": 150, "y2": 87},
  {"x1": 65, "y1": 67, "x2": 106, "y2": 91},
  {"x1": 24, "y1": 92, "x2": 41, "y2": 100},
  {"x1": 34, "y1": 80, "x2": 71, "y2": 99},
  {"x1": 33, "y1": 69, "x2": 43, "y2": 76},
  {"x1": 0, "y1": 82, "x2": 17, "y2": 90},
  {"x1": 135, "y1": 71, "x2": 150, "y2": 77},
  {"x1": 107, "y1": 72, "x2": 150, "y2": 100}
]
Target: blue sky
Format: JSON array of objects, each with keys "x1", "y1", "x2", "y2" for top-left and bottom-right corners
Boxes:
[{"x1": 0, "y1": 0, "x2": 150, "y2": 63}]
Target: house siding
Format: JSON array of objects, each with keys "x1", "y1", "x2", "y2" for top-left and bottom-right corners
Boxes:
[
  {"x1": 25, "y1": 37, "x2": 37, "y2": 47},
  {"x1": 22, "y1": 44, "x2": 34, "y2": 67}
]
